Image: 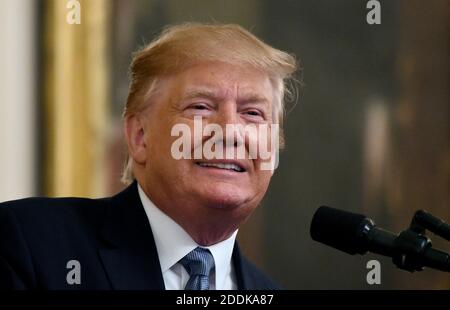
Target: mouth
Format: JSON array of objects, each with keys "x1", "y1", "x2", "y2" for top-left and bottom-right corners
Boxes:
[{"x1": 195, "y1": 161, "x2": 246, "y2": 173}]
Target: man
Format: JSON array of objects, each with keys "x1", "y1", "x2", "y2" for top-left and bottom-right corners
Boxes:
[{"x1": 0, "y1": 23, "x2": 297, "y2": 290}]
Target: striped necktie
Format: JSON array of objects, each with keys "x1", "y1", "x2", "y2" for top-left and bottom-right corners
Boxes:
[{"x1": 179, "y1": 247, "x2": 215, "y2": 290}]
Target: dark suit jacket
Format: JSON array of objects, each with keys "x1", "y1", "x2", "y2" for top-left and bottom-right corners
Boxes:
[{"x1": 0, "y1": 181, "x2": 279, "y2": 290}]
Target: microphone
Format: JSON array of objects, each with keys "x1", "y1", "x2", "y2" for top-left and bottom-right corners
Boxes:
[
  {"x1": 411, "y1": 210, "x2": 450, "y2": 241},
  {"x1": 310, "y1": 206, "x2": 450, "y2": 272}
]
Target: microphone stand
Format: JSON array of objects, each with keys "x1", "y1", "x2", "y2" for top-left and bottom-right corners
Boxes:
[{"x1": 391, "y1": 210, "x2": 450, "y2": 272}]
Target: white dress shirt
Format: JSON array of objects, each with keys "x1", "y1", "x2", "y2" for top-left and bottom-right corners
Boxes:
[{"x1": 138, "y1": 184, "x2": 238, "y2": 290}]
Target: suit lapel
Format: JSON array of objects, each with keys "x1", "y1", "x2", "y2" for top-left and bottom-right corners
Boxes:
[
  {"x1": 232, "y1": 243, "x2": 249, "y2": 290},
  {"x1": 98, "y1": 181, "x2": 165, "y2": 290}
]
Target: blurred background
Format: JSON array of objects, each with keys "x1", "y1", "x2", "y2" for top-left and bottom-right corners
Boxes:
[{"x1": 0, "y1": 0, "x2": 448, "y2": 289}]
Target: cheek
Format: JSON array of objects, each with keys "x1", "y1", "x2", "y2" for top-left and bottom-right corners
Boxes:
[
  {"x1": 147, "y1": 119, "x2": 178, "y2": 155},
  {"x1": 245, "y1": 124, "x2": 278, "y2": 160},
  {"x1": 147, "y1": 126, "x2": 194, "y2": 176},
  {"x1": 251, "y1": 169, "x2": 272, "y2": 191}
]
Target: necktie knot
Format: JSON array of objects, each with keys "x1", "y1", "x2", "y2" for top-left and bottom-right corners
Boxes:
[{"x1": 179, "y1": 247, "x2": 215, "y2": 290}]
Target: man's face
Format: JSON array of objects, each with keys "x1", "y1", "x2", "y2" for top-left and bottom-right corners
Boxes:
[{"x1": 135, "y1": 61, "x2": 276, "y2": 242}]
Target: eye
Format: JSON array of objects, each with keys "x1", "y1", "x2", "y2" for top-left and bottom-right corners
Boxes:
[
  {"x1": 243, "y1": 109, "x2": 265, "y2": 120},
  {"x1": 191, "y1": 103, "x2": 210, "y2": 110},
  {"x1": 184, "y1": 103, "x2": 213, "y2": 117},
  {"x1": 245, "y1": 110, "x2": 262, "y2": 116}
]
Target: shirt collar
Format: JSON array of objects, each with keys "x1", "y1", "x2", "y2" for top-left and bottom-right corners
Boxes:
[{"x1": 137, "y1": 183, "x2": 238, "y2": 289}]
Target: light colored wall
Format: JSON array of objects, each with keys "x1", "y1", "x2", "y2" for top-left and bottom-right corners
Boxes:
[{"x1": 0, "y1": 0, "x2": 37, "y2": 202}]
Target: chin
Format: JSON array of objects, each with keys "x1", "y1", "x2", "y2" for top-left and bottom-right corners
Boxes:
[{"x1": 199, "y1": 186, "x2": 252, "y2": 210}]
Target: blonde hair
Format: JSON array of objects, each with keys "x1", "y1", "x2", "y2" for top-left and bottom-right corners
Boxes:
[{"x1": 121, "y1": 23, "x2": 298, "y2": 184}]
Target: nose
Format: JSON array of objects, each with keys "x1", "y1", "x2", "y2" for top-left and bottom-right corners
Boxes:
[
  {"x1": 212, "y1": 101, "x2": 244, "y2": 148},
  {"x1": 214, "y1": 101, "x2": 237, "y2": 126}
]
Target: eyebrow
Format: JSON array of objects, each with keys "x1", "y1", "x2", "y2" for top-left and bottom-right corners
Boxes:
[
  {"x1": 181, "y1": 89, "x2": 270, "y2": 106},
  {"x1": 182, "y1": 89, "x2": 221, "y2": 101}
]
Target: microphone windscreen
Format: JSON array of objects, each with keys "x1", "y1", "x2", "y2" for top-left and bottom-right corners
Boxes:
[{"x1": 310, "y1": 206, "x2": 368, "y2": 255}]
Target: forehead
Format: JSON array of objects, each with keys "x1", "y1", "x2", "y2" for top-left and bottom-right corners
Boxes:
[{"x1": 167, "y1": 61, "x2": 274, "y2": 100}]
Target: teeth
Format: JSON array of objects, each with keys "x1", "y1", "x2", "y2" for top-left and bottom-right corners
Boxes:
[{"x1": 197, "y1": 162, "x2": 244, "y2": 172}]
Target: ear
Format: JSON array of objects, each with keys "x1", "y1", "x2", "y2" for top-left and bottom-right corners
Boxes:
[{"x1": 124, "y1": 114, "x2": 147, "y2": 165}]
